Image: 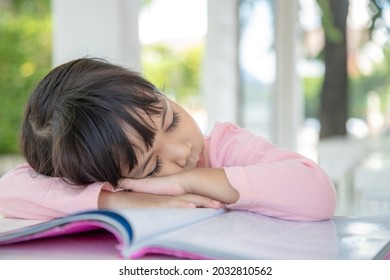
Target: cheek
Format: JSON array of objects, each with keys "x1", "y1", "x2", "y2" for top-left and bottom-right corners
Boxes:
[
  {"x1": 172, "y1": 101, "x2": 204, "y2": 143},
  {"x1": 161, "y1": 161, "x2": 186, "y2": 176},
  {"x1": 183, "y1": 113, "x2": 202, "y2": 137}
]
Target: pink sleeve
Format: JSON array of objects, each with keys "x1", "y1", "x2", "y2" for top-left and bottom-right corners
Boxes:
[
  {"x1": 208, "y1": 123, "x2": 337, "y2": 221},
  {"x1": 0, "y1": 164, "x2": 113, "y2": 220}
]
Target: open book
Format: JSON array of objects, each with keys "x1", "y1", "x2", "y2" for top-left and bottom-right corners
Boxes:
[{"x1": 1, "y1": 208, "x2": 390, "y2": 260}]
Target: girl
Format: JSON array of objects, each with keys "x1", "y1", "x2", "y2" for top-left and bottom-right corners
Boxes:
[{"x1": 0, "y1": 58, "x2": 337, "y2": 221}]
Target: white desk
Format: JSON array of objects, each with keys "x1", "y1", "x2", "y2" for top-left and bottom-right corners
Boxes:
[{"x1": 352, "y1": 152, "x2": 390, "y2": 216}]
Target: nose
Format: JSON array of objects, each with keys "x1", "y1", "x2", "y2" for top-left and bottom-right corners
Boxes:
[{"x1": 163, "y1": 140, "x2": 192, "y2": 167}]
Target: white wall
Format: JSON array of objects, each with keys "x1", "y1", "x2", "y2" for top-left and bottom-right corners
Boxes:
[
  {"x1": 202, "y1": 0, "x2": 240, "y2": 132},
  {"x1": 52, "y1": 0, "x2": 140, "y2": 69},
  {"x1": 274, "y1": 0, "x2": 302, "y2": 150}
]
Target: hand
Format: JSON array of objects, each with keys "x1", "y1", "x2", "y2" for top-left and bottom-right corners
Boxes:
[
  {"x1": 118, "y1": 168, "x2": 239, "y2": 204},
  {"x1": 118, "y1": 175, "x2": 185, "y2": 196},
  {"x1": 98, "y1": 190, "x2": 225, "y2": 209}
]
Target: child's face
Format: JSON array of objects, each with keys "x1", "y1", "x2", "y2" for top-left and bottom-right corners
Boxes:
[{"x1": 125, "y1": 96, "x2": 207, "y2": 179}]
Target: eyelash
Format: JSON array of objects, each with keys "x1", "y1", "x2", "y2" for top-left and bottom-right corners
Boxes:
[
  {"x1": 167, "y1": 111, "x2": 181, "y2": 132},
  {"x1": 147, "y1": 110, "x2": 181, "y2": 177},
  {"x1": 147, "y1": 156, "x2": 162, "y2": 177}
]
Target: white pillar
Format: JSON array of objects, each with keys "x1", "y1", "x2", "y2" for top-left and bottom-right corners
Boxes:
[
  {"x1": 203, "y1": 0, "x2": 240, "y2": 132},
  {"x1": 52, "y1": 0, "x2": 140, "y2": 69},
  {"x1": 274, "y1": 0, "x2": 302, "y2": 150}
]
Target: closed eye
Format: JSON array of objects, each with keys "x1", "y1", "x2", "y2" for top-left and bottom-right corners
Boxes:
[
  {"x1": 167, "y1": 111, "x2": 181, "y2": 132},
  {"x1": 147, "y1": 156, "x2": 162, "y2": 177}
]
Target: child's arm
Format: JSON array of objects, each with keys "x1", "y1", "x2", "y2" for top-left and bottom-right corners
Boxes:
[
  {"x1": 0, "y1": 164, "x2": 103, "y2": 219},
  {"x1": 0, "y1": 164, "x2": 222, "y2": 219},
  {"x1": 98, "y1": 191, "x2": 223, "y2": 209},
  {"x1": 119, "y1": 168, "x2": 239, "y2": 204}
]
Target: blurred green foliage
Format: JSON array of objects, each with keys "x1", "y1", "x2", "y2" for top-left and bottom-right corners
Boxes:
[
  {"x1": 302, "y1": 76, "x2": 322, "y2": 119},
  {"x1": 303, "y1": 46, "x2": 390, "y2": 120},
  {"x1": 141, "y1": 43, "x2": 203, "y2": 105},
  {"x1": 349, "y1": 47, "x2": 390, "y2": 118},
  {"x1": 0, "y1": 0, "x2": 52, "y2": 154}
]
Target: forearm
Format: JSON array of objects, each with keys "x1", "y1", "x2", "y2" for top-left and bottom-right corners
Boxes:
[
  {"x1": 119, "y1": 168, "x2": 239, "y2": 205},
  {"x1": 178, "y1": 168, "x2": 239, "y2": 204},
  {"x1": 98, "y1": 190, "x2": 225, "y2": 209},
  {"x1": 97, "y1": 191, "x2": 183, "y2": 208}
]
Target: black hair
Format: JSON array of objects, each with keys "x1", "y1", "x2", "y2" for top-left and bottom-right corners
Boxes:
[{"x1": 20, "y1": 58, "x2": 163, "y2": 187}]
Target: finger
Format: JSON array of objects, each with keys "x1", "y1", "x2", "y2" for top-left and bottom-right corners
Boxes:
[
  {"x1": 162, "y1": 200, "x2": 197, "y2": 208},
  {"x1": 118, "y1": 178, "x2": 138, "y2": 190},
  {"x1": 177, "y1": 194, "x2": 225, "y2": 209},
  {"x1": 119, "y1": 177, "x2": 182, "y2": 196},
  {"x1": 118, "y1": 178, "x2": 156, "y2": 193}
]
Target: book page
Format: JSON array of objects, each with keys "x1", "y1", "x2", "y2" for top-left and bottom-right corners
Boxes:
[
  {"x1": 0, "y1": 208, "x2": 226, "y2": 248},
  {"x1": 130, "y1": 211, "x2": 390, "y2": 259},
  {"x1": 115, "y1": 208, "x2": 227, "y2": 243},
  {"x1": 0, "y1": 218, "x2": 45, "y2": 233}
]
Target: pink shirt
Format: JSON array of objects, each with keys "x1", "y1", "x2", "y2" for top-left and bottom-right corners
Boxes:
[{"x1": 0, "y1": 122, "x2": 336, "y2": 221}]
